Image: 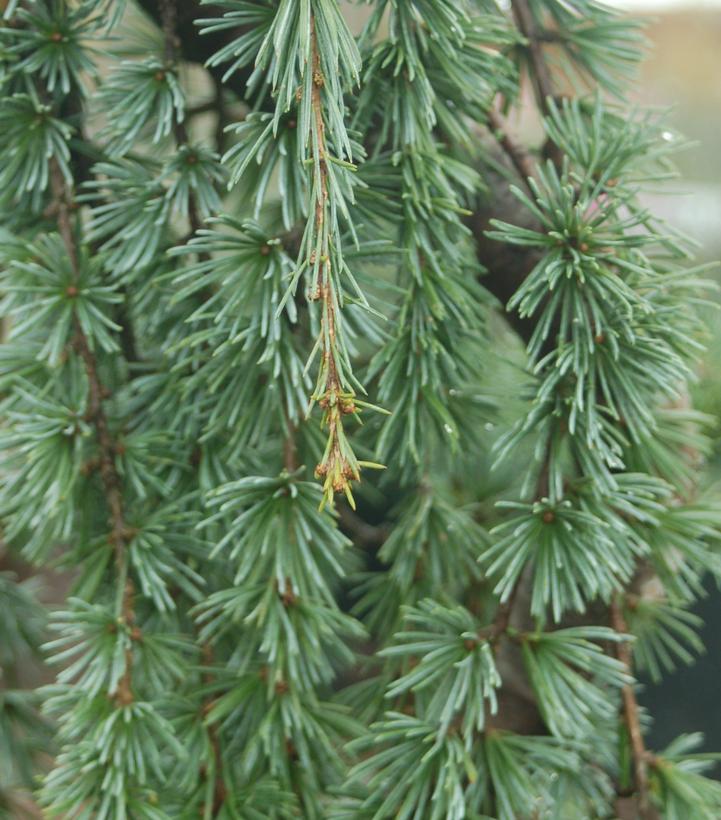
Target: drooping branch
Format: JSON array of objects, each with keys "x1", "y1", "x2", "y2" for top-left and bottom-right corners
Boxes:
[
  {"x1": 154, "y1": 9, "x2": 227, "y2": 810},
  {"x1": 508, "y1": 1, "x2": 565, "y2": 169},
  {"x1": 510, "y1": 0, "x2": 555, "y2": 116},
  {"x1": 131, "y1": 0, "x2": 543, "y2": 346},
  {"x1": 49, "y1": 160, "x2": 136, "y2": 705},
  {"x1": 307, "y1": 15, "x2": 362, "y2": 508}
]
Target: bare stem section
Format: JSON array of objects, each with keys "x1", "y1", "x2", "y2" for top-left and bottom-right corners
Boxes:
[
  {"x1": 511, "y1": 0, "x2": 555, "y2": 116},
  {"x1": 610, "y1": 596, "x2": 654, "y2": 819},
  {"x1": 308, "y1": 16, "x2": 364, "y2": 510}
]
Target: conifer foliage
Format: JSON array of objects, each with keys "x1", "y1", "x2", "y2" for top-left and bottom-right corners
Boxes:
[{"x1": 0, "y1": 0, "x2": 720, "y2": 817}]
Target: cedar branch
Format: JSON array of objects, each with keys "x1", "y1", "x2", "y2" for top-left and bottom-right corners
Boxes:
[
  {"x1": 49, "y1": 159, "x2": 135, "y2": 705},
  {"x1": 309, "y1": 15, "x2": 359, "y2": 506},
  {"x1": 510, "y1": 0, "x2": 555, "y2": 116},
  {"x1": 509, "y1": 0, "x2": 564, "y2": 168}
]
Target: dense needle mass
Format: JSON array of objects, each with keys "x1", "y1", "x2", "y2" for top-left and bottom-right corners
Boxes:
[{"x1": 0, "y1": 1, "x2": 720, "y2": 818}]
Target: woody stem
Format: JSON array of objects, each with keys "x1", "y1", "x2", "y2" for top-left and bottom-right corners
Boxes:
[{"x1": 49, "y1": 159, "x2": 136, "y2": 705}]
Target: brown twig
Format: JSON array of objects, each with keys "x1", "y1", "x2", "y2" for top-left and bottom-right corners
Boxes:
[
  {"x1": 212, "y1": 78, "x2": 229, "y2": 155},
  {"x1": 486, "y1": 107, "x2": 536, "y2": 192},
  {"x1": 158, "y1": 0, "x2": 205, "y2": 241},
  {"x1": 49, "y1": 160, "x2": 135, "y2": 705},
  {"x1": 308, "y1": 15, "x2": 359, "y2": 506},
  {"x1": 610, "y1": 595, "x2": 654, "y2": 818},
  {"x1": 510, "y1": 0, "x2": 555, "y2": 117},
  {"x1": 310, "y1": 18, "x2": 339, "y2": 397},
  {"x1": 186, "y1": 99, "x2": 219, "y2": 118},
  {"x1": 199, "y1": 643, "x2": 227, "y2": 815},
  {"x1": 337, "y1": 504, "x2": 389, "y2": 549},
  {"x1": 510, "y1": 0, "x2": 565, "y2": 169},
  {"x1": 158, "y1": 0, "x2": 180, "y2": 74},
  {"x1": 489, "y1": 579, "x2": 522, "y2": 644},
  {"x1": 283, "y1": 423, "x2": 298, "y2": 472}
]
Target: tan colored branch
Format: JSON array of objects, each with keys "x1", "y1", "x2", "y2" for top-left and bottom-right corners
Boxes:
[
  {"x1": 308, "y1": 16, "x2": 359, "y2": 507},
  {"x1": 509, "y1": 0, "x2": 564, "y2": 168},
  {"x1": 510, "y1": 0, "x2": 555, "y2": 116},
  {"x1": 610, "y1": 595, "x2": 655, "y2": 819}
]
